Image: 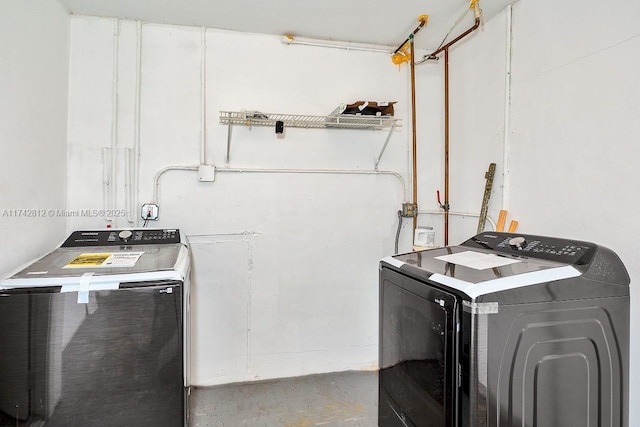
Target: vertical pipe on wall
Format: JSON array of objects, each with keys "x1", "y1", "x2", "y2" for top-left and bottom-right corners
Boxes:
[
  {"x1": 126, "y1": 20, "x2": 143, "y2": 226},
  {"x1": 200, "y1": 27, "x2": 207, "y2": 165},
  {"x1": 110, "y1": 18, "x2": 120, "y2": 227},
  {"x1": 502, "y1": 5, "x2": 513, "y2": 211},
  {"x1": 410, "y1": 37, "x2": 418, "y2": 231},
  {"x1": 443, "y1": 48, "x2": 450, "y2": 246},
  {"x1": 102, "y1": 147, "x2": 111, "y2": 215},
  {"x1": 427, "y1": 12, "x2": 480, "y2": 246},
  {"x1": 394, "y1": 15, "x2": 428, "y2": 237},
  {"x1": 125, "y1": 148, "x2": 133, "y2": 223}
]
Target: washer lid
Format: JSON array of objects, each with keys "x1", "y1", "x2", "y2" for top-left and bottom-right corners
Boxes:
[
  {"x1": 383, "y1": 246, "x2": 581, "y2": 299},
  {"x1": 392, "y1": 246, "x2": 569, "y2": 279},
  {"x1": 1, "y1": 243, "x2": 189, "y2": 289}
]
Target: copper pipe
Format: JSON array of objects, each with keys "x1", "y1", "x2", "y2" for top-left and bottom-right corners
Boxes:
[
  {"x1": 393, "y1": 18, "x2": 428, "y2": 54},
  {"x1": 434, "y1": 16, "x2": 480, "y2": 246},
  {"x1": 394, "y1": 16, "x2": 428, "y2": 233},
  {"x1": 444, "y1": 47, "x2": 450, "y2": 246},
  {"x1": 431, "y1": 17, "x2": 480, "y2": 58},
  {"x1": 410, "y1": 37, "x2": 418, "y2": 231}
]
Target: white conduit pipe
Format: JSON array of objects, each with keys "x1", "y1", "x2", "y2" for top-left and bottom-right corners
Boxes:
[
  {"x1": 153, "y1": 166, "x2": 198, "y2": 204},
  {"x1": 217, "y1": 168, "x2": 407, "y2": 200},
  {"x1": 102, "y1": 147, "x2": 111, "y2": 214},
  {"x1": 418, "y1": 209, "x2": 498, "y2": 231},
  {"x1": 124, "y1": 148, "x2": 132, "y2": 222},
  {"x1": 110, "y1": 18, "x2": 120, "y2": 225},
  {"x1": 200, "y1": 27, "x2": 207, "y2": 165},
  {"x1": 126, "y1": 20, "x2": 143, "y2": 225},
  {"x1": 282, "y1": 35, "x2": 392, "y2": 54},
  {"x1": 153, "y1": 166, "x2": 408, "y2": 206},
  {"x1": 502, "y1": 4, "x2": 513, "y2": 211}
]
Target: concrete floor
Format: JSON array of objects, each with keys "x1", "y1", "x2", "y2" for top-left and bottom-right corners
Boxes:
[{"x1": 189, "y1": 371, "x2": 378, "y2": 427}]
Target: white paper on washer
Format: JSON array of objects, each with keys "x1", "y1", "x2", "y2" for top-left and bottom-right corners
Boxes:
[{"x1": 435, "y1": 251, "x2": 521, "y2": 270}]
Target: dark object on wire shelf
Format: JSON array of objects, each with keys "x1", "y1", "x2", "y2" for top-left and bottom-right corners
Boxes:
[{"x1": 341, "y1": 101, "x2": 396, "y2": 117}]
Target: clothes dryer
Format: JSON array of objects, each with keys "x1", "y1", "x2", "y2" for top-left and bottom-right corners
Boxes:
[{"x1": 379, "y1": 232, "x2": 630, "y2": 427}]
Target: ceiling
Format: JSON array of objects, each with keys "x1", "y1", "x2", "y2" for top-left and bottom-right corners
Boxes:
[{"x1": 56, "y1": 0, "x2": 515, "y2": 50}]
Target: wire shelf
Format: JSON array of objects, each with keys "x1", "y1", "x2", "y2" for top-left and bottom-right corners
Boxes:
[{"x1": 220, "y1": 111, "x2": 401, "y2": 130}]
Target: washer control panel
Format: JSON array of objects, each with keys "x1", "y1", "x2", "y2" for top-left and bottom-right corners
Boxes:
[
  {"x1": 62, "y1": 229, "x2": 180, "y2": 247},
  {"x1": 462, "y1": 232, "x2": 594, "y2": 265}
]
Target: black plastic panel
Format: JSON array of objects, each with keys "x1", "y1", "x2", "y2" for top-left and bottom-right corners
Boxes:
[
  {"x1": 494, "y1": 303, "x2": 626, "y2": 427},
  {"x1": 62, "y1": 229, "x2": 180, "y2": 247},
  {"x1": 461, "y1": 232, "x2": 595, "y2": 265}
]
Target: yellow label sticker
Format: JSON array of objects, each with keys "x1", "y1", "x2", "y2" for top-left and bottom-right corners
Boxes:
[
  {"x1": 65, "y1": 253, "x2": 113, "y2": 267},
  {"x1": 63, "y1": 252, "x2": 145, "y2": 268}
]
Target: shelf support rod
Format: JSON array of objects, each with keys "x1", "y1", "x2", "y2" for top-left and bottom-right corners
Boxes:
[
  {"x1": 375, "y1": 123, "x2": 397, "y2": 170},
  {"x1": 225, "y1": 122, "x2": 233, "y2": 166}
]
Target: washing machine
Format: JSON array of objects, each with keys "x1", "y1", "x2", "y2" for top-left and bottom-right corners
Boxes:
[
  {"x1": 379, "y1": 231, "x2": 630, "y2": 427},
  {"x1": 0, "y1": 229, "x2": 191, "y2": 427}
]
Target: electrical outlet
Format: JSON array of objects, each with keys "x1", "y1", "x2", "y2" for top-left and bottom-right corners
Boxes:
[{"x1": 141, "y1": 203, "x2": 159, "y2": 220}]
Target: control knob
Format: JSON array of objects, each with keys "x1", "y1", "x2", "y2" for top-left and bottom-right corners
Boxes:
[
  {"x1": 118, "y1": 230, "x2": 133, "y2": 242},
  {"x1": 508, "y1": 236, "x2": 526, "y2": 249}
]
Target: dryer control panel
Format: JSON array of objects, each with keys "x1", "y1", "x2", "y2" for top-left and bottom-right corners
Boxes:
[
  {"x1": 462, "y1": 232, "x2": 595, "y2": 265},
  {"x1": 62, "y1": 229, "x2": 181, "y2": 247}
]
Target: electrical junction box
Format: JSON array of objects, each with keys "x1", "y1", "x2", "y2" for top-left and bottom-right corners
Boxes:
[
  {"x1": 402, "y1": 202, "x2": 417, "y2": 218},
  {"x1": 198, "y1": 164, "x2": 215, "y2": 182}
]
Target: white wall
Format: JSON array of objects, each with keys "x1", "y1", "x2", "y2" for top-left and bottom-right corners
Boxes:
[
  {"x1": 448, "y1": 0, "x2": 640, "y2": 424},
  {"x1": 65, "y1": 17, "x2": 430, "y2": 384},
  {"x1": 0, "y1": 0, "x2": 69, "y2": 277}
]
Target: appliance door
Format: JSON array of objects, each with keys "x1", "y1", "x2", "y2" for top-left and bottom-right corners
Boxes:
[
  {"x1": 379, "y1": 267, "x2": 459, "y2": 427},
  {"x1": 0, "y1": 281, "x2": 184, "y2": 427}
]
